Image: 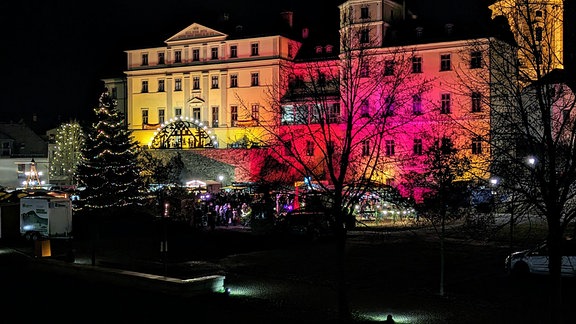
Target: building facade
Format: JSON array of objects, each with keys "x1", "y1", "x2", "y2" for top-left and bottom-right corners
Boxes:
[{"x1": 105, "y1": 0, "x2": 563, "y2": 201}]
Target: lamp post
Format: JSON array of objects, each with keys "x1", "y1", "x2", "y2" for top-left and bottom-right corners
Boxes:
[
  {"x1": 489, "y1": 177, "x2": 499, "y2": 223},
  {"x1": 161, "y1": 202, "x2": 170, "y2": 277}
]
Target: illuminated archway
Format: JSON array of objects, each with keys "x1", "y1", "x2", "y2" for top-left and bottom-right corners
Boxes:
[{"x1": 148, "y1": 117, "x2": 218, "y2": 149}]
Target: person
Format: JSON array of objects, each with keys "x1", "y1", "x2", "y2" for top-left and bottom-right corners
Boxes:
[{"x1": 385, "y1": 314, "x2": 395, "y2": 323}]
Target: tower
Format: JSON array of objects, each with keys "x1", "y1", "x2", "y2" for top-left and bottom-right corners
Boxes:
[{"x1": 489, "y1": 0, "x2": 564, "y2": 81}]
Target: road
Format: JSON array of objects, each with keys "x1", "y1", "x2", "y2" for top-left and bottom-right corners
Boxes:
[{"x1": 1, "y1": 222, "x2": 575, "y2": 323}]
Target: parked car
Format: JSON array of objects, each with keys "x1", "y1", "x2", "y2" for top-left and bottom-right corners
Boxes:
[
  {"x1": 277, "y1": 209, "x2": 335, "y2": 240},
  {"x1": 505, "y1": 240, "x2": 576, "y2": 277}
]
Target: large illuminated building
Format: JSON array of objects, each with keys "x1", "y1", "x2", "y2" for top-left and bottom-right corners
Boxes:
[{"x1": 103, "y1": 0, "x2": 565, "y2": 200}]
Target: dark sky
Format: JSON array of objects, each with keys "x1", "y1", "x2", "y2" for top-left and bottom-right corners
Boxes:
[{"x1": 0, "y1": 0, "x2": 493, "y2": 131}]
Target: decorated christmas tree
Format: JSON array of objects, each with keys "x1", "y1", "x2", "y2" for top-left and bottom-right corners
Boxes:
[
  {"x1": 49, "y1": 121, "x2": 84, "y2": 185},
  {"x1": 76, "y1": 88, "x2": 145, "y2": 210}
]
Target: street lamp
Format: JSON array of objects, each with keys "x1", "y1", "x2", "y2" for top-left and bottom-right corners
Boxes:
[{"x1": 218, "y1": 175, "x2": 224, "y2": 187}]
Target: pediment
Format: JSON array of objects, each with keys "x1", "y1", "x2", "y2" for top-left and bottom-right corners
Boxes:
[
  {"x1": 166, "y1": 23, "x2": 227, "y2": 44},
  {"x1": 187, "y1": 96, "x2": 206, "y2": 104}
]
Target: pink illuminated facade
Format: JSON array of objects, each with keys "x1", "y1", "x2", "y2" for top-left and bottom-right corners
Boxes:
[{"x1": 108, "y1": 0, "x2": 562, "y2": 202}]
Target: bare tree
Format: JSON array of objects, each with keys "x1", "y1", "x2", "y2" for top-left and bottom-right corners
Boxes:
[
  {"x1": 237, "y1": 17, "x2": 434, "y2": 320},
  {"x1": 453, "y1": 2, "x2": 573, "y2": 322}
]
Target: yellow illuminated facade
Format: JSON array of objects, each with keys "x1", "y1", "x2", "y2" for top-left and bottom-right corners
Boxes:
[{"x1": 122, "y1": 23, "x2": 301, "y2": 148}]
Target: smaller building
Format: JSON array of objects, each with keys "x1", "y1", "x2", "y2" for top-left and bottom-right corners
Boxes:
[{"x1": 0, "y1": 122, "x2": 49, "y2": 190}]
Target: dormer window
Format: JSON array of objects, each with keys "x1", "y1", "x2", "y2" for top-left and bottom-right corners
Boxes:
[
  {"x1": 444, "y1": 23, "x2": 454, "y2": 35},
  {"x1": 325, "y1": 45, "x2": 333, "y2": 53},
  {"x1": 315, "y1": 46, "x2": 323, "y2": 54},
  {"x1": 415, "y1": 27, "x2": 423, "y2": 38}
]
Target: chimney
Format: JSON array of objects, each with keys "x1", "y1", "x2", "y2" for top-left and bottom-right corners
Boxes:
[{"x1": 281, "y1": 11, "x2": 293, "y2": 28}]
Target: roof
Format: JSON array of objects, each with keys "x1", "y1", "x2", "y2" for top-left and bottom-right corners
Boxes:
[{"x1": 0, "y1": 122, "x2": 48, "y2": 157}]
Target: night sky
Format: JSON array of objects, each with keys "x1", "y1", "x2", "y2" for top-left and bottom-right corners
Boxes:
[{"x1": 0, "y1": 0, "x2": 500, "y2": 132}]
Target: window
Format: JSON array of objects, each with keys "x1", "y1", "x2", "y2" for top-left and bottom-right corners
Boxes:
[
  {"x1": 360, "y1": 99, "x2": 370, "y2": 117},
  {"x1": 231, "y1": 105, "x2": 238, "y2": 126},
  {"x1": 315, "y1": 46, "x2": 323, "y2": 54},
  {"x1": 535, "y1": 10, "x2": 543, "y2": 17},
  {"x1": 306, "y1": 140, "x2": 315, "y2": 156},
  {"x1": 193, "y1": 76, "x2": 200, "y2": 90},
  {"x1": 360, "y1": 61, "x2": 369, "y2": 77},
  {"x1": 141, "y1": 80, "x2": 148, "y2": 93},
  {"x1": 141, "y1": 53, "x2": 148, "y2": 66},
  {"x1": 440, "y1": 54, "x2": 451, "y2": 71},
  {"x1": 360, "y1": 29, "x2": 369, "y2": 43},
  {"x1": 472, "y1": 137, "x2": 482, "y2": 155},
  {"x1": 384, "y1": 60, "x2": 395, "y2": 76},
  {"x1": 439, "y1": 137, "x2": 452, "y2": 154},
  {"x1": 192, "y1": 49, "x2": 200, "y2": 61},
  {"x1": 212, "y1": 106, "x2": 219, "y2": 127},
  {"x1": 158, "y1": 79, "x2": 165, "y2": 92},
  {"x1": 193, "y1": 107, "x2": 201, "y2": 121},
  {"x1": 318, "y1": 72, "x2": 326, "y2": 87},
  {"x1": 175, "y1": 108, "x2": 182, "y2": 117},
  {"x1": 362, "y1": 140, "x2": 370, "y2": 156},
  {"x1": 251, "y1": 43, "x2": 259, "y2": 56},
  {"x1": 251, "y1": 104, "x2": 259, "y2": 122},
  {"x1": 251, "y1": 72, "x2": 259, "y2": 86},
  {"x1": 328, "y1": 103, "x2": 340, "y2": 123},
  {"x1": 360, "y1": 6, "x2": 369, "y2": 19},
  {"x1": 413, "y1": 139, "x2": 423, "y2": 155},
  {"x1": 111, "y1": 87, "x2": 117, "y2": 99},
  {"x1": 385, "y1": 140, "x2": 395, "y2": 156},
  {"x1": 563, "y1": 109, "x2": 570, "y2": 123},
  {"x1": 384, "y1": 96, "x2": 395, "y2": 116},
  {"x1": 470, "y1": 51, "x2": 482, "y2": 69},
  {"x1": 174, "y1": 50, "x2": 182, "y2": 63},
  {"x1": 230, "y1": 45, "x2": 238, "y2": 58},
  {"x1": 230, "y1": 74, "x2": 238, "y2": 88},
  {"x1": 211, "y1": 75, "x2": 219, "y2": 89},
  {"x1": 142, "y1": 109, "x2": 149, "y2": 124},
  {"x1": 211, "y1": 47, "x2": 219, "y2": 60},
  {"x1": 441, "y1": 93, "x2": 451, "y2": 114},
  {"x1": 412, "y1": 56, "x2": 422, "y2": 73},
  {"x1": 284, "y1": 141, "x2": 293, "y2": 156},
  {"x1": 159, "y1": 109, "x2": 165, "y2": 124},
  {"x1": 535, "y1": 27, "x2": 543, "y2": 42},
  {"x1": 175, "y1": 78, "x2": 182, "y2": 91},
  {"x1": 158, "y1": 52, "x2": 165, "y2": 65},
  {"x1": 412, "y1": 94, "x2": 422, "y2": 115},
  {"x1": 471, "y1": 92, "x2": 482, "y2": 112}
]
